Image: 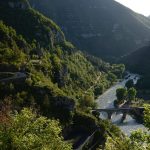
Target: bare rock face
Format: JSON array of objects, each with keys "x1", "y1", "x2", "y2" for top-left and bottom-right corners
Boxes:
[
  {"x1": 0, "y1": 0, "x2": 65, "y2": 52},
  {"x1": 29, "y1": 0, "x2": 150, "y2": 59},
  {"x1": 8, "y1": 0, "x2": 30, "y2": 9},
  {"x1": 49, "y1": 29, "x2": 65, "y2": 48},
  {"x1": 55, "y1": 30, "x2": 65, "y2": 43}
]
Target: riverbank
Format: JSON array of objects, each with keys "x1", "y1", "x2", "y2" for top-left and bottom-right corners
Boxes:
[{"x1": 96, "y1": 72, "x2": 148, "y2": 135}]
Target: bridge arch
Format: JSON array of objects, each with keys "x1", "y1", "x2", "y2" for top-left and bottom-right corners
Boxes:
[
  {"x1": 92, "y1": 107, "x2": 144, "y2": 122},
  {"x1": 98, "y1": 111, "x2": 111, "y2": 120}
]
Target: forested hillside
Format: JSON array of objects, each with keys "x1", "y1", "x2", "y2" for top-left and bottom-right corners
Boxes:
[
  {"x1": 0, "y1": 0, "x2": 127, "y2": 149},
  {"x1": 0, "y1": 0, "x2": 125, "y2": 111},
  {"x1": 0, "y1": 1, "x2": 150, "y2": 150},
  {"x1": 29, "y1": 0, "x2": 150, "y2": 60},
  {"x1": 122, "y1": 45, "x2": 150, "y2": 75},
  {"x1": 122, "y1": 45, "x2": 150, "y2": 99}
]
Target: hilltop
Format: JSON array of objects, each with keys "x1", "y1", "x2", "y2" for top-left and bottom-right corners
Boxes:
[{"x1": 29, "y1": 0, "x2": 150, "y2": 60}]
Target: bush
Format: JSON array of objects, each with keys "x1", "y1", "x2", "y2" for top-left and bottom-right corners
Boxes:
[
  {"x1": 94, "y1": 85, "x2": 104, "y2": 97},
  {"x1": 116, "y1": 88, "x2": 127, "y2": 101},
  {"x1": 128, "y1": 87, "x2": 137, "y2": 101},
  {"x1": 73, "y1": 111, "x2": 98, "y2": 133},
  {"x1": 0, "y1": 108, "x2": 72, "y2": 150},
  {"x1": 79, "y1": 95, "x2": 96, "y2": 109}
]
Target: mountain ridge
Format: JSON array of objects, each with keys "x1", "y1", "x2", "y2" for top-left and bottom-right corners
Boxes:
[
  {"x1": 29, "y1": 0, "x2": 150, "y2": 60},
  {"x1": 0, "y1": 0, "x2": 124, "y2": 122},
  {"x1": 1, "y1": 1, "x2": 148, "y2": 149}
]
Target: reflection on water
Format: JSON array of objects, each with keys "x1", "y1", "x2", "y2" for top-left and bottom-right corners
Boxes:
[{"x1": 97, "y1": 72, "x2": 147, "y2": 135}]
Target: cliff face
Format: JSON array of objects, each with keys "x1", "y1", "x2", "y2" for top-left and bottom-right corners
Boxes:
[
  {"x1": 122, "y1": 45, "x2": 150, "y2": 75},
  {"x1": 0, "y1": 0, "x2": 65, "y2": 49},
  {"x1": 8, "y1": 0, "x2": 30, "y2": 9},
  {"x1": 29, "y1": 0, "x2": 150, "y2": 60},
  {"x1": 1, "y1": 0, "x2": 30, "y2": 9}
]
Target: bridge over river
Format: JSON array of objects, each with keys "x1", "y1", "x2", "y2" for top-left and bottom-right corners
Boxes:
[
  {"x1": 92, "y1": 107, "x2": 144, "y2": 121},
  {"x1": 96, "y1": 72, "x2": 148, "y2": 135}
]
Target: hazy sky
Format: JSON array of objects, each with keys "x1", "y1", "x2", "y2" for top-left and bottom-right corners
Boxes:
[{"x1": 115, "y1": 0, "x2": 150, "y2": 16}]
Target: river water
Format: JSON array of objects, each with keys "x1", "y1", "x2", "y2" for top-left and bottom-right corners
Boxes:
[{"x1": 96, "y1": 72, "x2": 147, "y2": 135}]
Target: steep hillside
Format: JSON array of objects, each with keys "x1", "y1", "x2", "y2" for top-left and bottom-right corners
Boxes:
[
  {"x1": 0, "y1": 1, "x2": 127, "y2": 149},
  {"x1": 122, "y1": 45, "x2": 150, "y2": 75},
  {"x1": 122, "y1": 45, "x2": 150, "y2": 97},
  {"x1": 0, "y1": 0, "x2": 125, "y2": 122},
  {"x1": 29, "y1": 0, "x2": 150, "y2": 60},
  {"x1": 0, "y1": 0, "x2": 65, "y2": 49}
]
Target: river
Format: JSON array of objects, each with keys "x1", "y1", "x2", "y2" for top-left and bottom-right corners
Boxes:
[{"x1": 96, "y1": 72, "x2": 147, "y2": 135}]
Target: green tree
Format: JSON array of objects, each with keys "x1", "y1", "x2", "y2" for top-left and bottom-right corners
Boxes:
[
  {"x1": 125, "y1": 79, "x2": 134, "y2": 89},
  {"x1": 130, "y1": 129, "x2": 150, "y2": 150},
  {"x1": 107, "y1": 72, "x2": 117, "y2": 84},
  {"x1": 116, "y1": 88, "x2": 127, "y2": 101},
  {"x1": 98, "y1": 105, "x2": 150, "y2": 150},
  {"x1": 125, "y1": 104, "x2": 150, "y2": 150},
  {"x1": 0, "y1": 108, "x2": 72, "y2": 150},
  {"x1": 128, "y1": 87, "x2": 137, "y2": 101},
  {"x1": 94, "y1": 85, "x2": 104, "y2": 97},
  {"x1": 103, "y1": 132, "x2": 150, "y2": 150},
  {"x1": 144, "y1": 104, "x2": 150, "y2": 130},
  {"x1": 79, "y1": 95, "x2": 96, "y2": 108}
]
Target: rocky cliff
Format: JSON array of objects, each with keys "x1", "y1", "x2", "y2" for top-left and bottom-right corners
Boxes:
[{"x1": 29, "y1": 0, "x2": 150, "y2": 60}]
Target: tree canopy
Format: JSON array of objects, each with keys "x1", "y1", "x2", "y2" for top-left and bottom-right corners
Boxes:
[
  {"x1": 128, "y1": 87, "x2": 137, "y2": 101},
  {"x1": 0, "y1": 108, "x2": 72, "y2": 150},
  {"x1": 116, "y1": 88, "x2": 127, "y2": 101}
]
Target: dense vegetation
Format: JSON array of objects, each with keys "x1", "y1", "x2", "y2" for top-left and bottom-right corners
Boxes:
[
  {"x1": 1, "y1": 102, "x2": 150, "y2": 150},
  {"x1": 0, "y1": 20, "x2": 124, "y2": 114},
  {"x1": 0, "y1": 0, "x2": 127, "y2": 149},
  {"x1": 114, "y1": 86, "x2": 145, "y2": 114},
  {"x1": 0, "y1": 0, "x2": 149, "y2": 150},
  {"x1": 122, "y1": 45, "x2": 150, "y2": 75},
  {"x1": 122, "y1": 45, "x2": 150, "y2": 100},
  {"x1": 0, "y1": 108, "x2": 72, "y2": 150},
  {"x1": 101, "y1": 104, "x2": 150, "y2": 150},
  {"x1": 29, "y1": 0, "x2": 150, "y2": 60}
]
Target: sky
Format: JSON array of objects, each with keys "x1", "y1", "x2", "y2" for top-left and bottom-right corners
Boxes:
[{"x1": 115, "y1": 0, "x2": 150, "y2": 16}]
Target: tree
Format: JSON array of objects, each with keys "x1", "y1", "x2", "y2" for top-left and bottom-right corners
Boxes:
[
  {"x1": 125, "y1": 79, "x2": 134, "y2": 89},
  {"x1": 0, "y1": 108, "x2": 72, "y2": 150},
  {"x1": 116, "y1": 88, "x2": 127, "y2": 101},
  {"x1": 107, "y1": 72, "x2": 117, "y2": 84},
  {"x1": 99, "y1": 104, "x2": 150, "y2": 150},
  {"x1": 128, "y1": 87, "x2": 137, "y2": 101},
  {"x1": 144, "y1": 104, "x2": 150, "y2": 130},
  {"x1": 130, "y1": 129, "x2": 150, "y2": 150},
  {"x1": 103, "y1": 130, "x2": 150, "y2": 150},
  {"x1": 94, "y1": 85, "x2": 104, "y2": 97},
  {"x1": 79, "y1": 95, "x2": 96, "y2": 108},
  {"x1": 127, "y1": 104, "x2": 150, "y2": 150}
]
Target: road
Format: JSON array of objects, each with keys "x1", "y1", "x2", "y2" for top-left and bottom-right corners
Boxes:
[{"x1": 0, "y1": 72, "x2": 26, "y2": 82}]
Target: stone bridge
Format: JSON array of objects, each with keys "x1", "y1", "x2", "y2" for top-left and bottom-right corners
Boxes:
[{"x1": 92, "y1": 107, "x2": 144, "y2": 122}]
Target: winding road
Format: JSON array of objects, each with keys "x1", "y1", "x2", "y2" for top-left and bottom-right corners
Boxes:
[{"x1": 0, "y1": 72, "x2": 26, "y2": 83}]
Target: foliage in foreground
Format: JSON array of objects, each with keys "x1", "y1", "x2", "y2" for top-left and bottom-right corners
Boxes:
[
  {"x1": 103, "y1": 131, "x2": 150, "y2": 150},
  {"x1": 101, "y1": 104, "x2": 150, "y2": 150},
  {"x1": 0, "y1": 108, "x2": 72, "y2": 150},
  {"x1": 0, "y1": 10, "x2": 124, "y2": 122},
  {"x1": 144, "y1": 104, "x2": 150, "y2": 130}
]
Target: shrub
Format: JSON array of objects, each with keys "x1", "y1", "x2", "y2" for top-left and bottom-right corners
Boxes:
[{"x1": 0, "y1": 108, "x2": 72, "y2": 150}]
